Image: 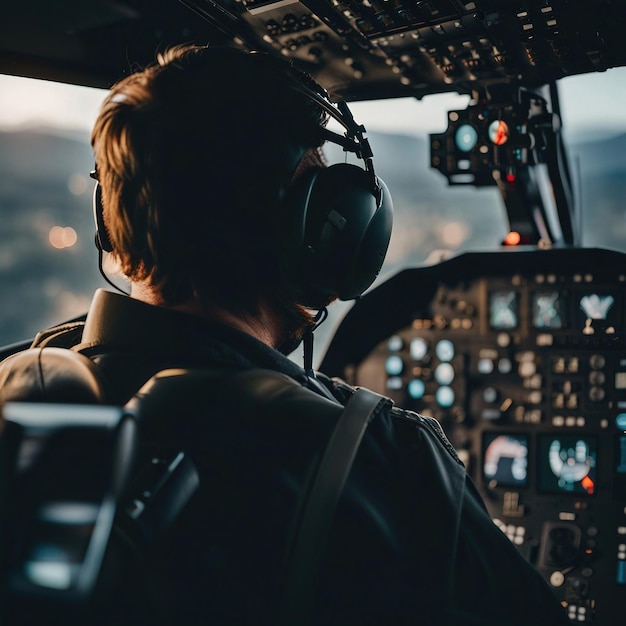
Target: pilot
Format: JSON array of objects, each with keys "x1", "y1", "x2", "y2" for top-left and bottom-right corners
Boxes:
[{"x1": 36, "y1": 45, "x2": 568, "y2": 625}]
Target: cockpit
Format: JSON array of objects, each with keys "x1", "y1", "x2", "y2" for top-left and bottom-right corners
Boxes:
[{"x1": 1, "y1": 1, "x2": 626, "y2": 624}]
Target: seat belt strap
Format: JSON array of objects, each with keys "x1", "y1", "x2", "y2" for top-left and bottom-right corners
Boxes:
[{"x1": 279, "y1": 387, "x2": 388, "y2": 626}]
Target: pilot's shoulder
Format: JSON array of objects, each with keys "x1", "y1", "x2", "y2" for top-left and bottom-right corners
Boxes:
[{"x1": 324, "y1": 374, "x2": 464, "y2": 467}]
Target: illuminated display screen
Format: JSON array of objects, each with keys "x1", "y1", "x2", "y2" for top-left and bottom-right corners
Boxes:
[
  {"x1": 483, "y1": 433, "x2": 529, "y2": 487},
  {"x1": 537, "y1": 435, "x2": 597, "y2": 495},
  {"x1": 577, "y1": 293, "x2": 621, "y2": 334},
  {"x1": 532, "y1": 291, "x2": 565, "y2": 329},
  {"x1": 488, "y1": 120, "x2": 509, "y2": 145},
  {"x1": 489, "y1": 290, "x2": 518, "y2": 329},
  {"x1": 579, "y1": 293, "x2": 615, "y2": 319}
]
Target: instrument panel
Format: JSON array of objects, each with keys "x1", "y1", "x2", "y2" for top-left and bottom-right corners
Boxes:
[{"x1": 322, "y1": 247, "x2": 626, "y2": 625}]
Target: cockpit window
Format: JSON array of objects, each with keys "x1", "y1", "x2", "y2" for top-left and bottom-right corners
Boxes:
[
  {"x1": 558, "y1": 66, "x2": 626, "y2": 253},
  {"x1": 0, "y1": 69, "x2": 625, "y2": 358},
  {"x1": 0, "y1": 75, "x2": 104, "y2": 345}
]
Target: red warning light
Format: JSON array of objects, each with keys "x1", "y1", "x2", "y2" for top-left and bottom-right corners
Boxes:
[
  {"x1": 506, "y1": 173, "x2": 516, "y2": 183},
  {"x1": 503, "y1": 231, "x2": 522, "y2": 246},
  {"x1": 581, "y1": 475, "x2": 595, "y2": 495}
]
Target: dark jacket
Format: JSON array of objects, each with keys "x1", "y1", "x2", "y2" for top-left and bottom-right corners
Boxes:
[{"x1": 31, "y1": 289, "x2": 570, "y2": 626}]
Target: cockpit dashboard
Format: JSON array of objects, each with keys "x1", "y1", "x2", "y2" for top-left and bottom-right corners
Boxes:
[{"x1": 322, "y1": 246, "x2": 626, "y2": 623}]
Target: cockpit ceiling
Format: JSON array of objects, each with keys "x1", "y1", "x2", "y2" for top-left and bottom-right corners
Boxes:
[{"x1": 2, "y1": 0, "x2": 626, "y2": 100}]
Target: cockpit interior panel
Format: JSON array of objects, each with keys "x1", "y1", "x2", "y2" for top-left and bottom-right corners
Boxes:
[{"x1": 322, "y1": 247, "x2": 626, "y2": 623}]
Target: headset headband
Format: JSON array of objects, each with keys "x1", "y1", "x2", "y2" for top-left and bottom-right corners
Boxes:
[{"x1": 249, "y1": 52, "x2": 381, "y2": 204}]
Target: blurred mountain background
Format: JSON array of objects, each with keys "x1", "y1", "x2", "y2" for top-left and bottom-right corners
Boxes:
[{"x1": 0, "y1": 127, "x2": 624, "y2": 354}]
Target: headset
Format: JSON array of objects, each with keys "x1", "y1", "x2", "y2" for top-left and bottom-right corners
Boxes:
[{"x1": 92, "y1": 52, "x2": 393, "y2": 309}]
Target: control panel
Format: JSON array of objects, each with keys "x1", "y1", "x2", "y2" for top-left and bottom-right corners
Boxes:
[{"x1": 322, "y1": 248, "x2": 626, "y2": 624}]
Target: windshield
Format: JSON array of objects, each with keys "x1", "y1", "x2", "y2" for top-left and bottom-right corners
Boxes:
[{"x1": 1, "y1": 68, "x2": 625, "y2": 359}]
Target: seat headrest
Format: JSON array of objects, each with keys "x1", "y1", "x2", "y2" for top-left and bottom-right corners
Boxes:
[{"x1": 0, "y1": 347, "x2": 106, "y2": 404}]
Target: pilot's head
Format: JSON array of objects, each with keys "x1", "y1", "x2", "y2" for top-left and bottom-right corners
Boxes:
[{"x1": 91, "y1": 44, "x2": 330, "y2": 348}]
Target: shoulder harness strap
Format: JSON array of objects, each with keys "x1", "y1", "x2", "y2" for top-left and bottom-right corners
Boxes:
[{"x1": 279, "y1": 387, "x2": 389, "y2": 626}]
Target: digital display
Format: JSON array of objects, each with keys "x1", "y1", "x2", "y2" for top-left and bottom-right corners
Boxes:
[
  {"x1": 537, "y1": 435, "x2": 597, "y2": 495},
  {"x1": 488, "y1": 120, "x2": 509, "y2": 145},
  {"x1": 577, "y1": 293, "x2": 620, "y2": 334},
  {"x1": 489, "y1": 290, "x2": 518, "y2": 329},
  {"x1": 532, "y1": 291, "x2": 565, "y2": 329},
  {"x1": 483, "y1": 433, "x2": 529, "y2": 487},
  {"x1": 580, "y1": 294, "x2": 615, "y2": 319}
]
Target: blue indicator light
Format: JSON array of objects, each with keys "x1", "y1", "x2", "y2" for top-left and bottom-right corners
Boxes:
[
  {"x1": 616, "y1": 414, "x2": 626, "y2": 430},
  {"x1": 407, "y1": 379, "x2": 426, "y2": 400},
  {"x1": 436, "y1": 339, "x2": 455, "y2": 362},
  {"x1": 436, "y1": 386, "x2": 455, "y2": 408},
  {"x1": 410, "y1": 337, "x2": 428, "y2": 361},
  {"x1": 455, "y1": 124, "x2": 478, "y2": 152},
  {"x1": 386, "y1": 377, "x2": 403, "y2": 391},
  {"x1": 385, "y1": 355, "x2": 404, "y2": 376},
  {"x1": 617, "y1": 561, "x2": 626, "y2": 585},
  {"x1": 435, "y1": 362, "x2": 455, "y2": 385},
  {"x1": 387, "y1": 335, "x2": 403, "y2": 352}
]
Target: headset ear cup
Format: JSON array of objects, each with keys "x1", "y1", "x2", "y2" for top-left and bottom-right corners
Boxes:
[
  {"x1": 93, "y1": 182, "x2": 113, "y2": 253},
  {"x1": 279, "y1": 162, "x2": 392, "y2": 308}
]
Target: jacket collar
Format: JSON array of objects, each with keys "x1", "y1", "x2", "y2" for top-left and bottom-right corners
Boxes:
[{"x1": 80, "y1": 289, "x2": 311, "y2": 384}]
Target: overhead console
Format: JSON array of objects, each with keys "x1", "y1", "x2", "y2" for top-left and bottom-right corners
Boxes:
[
  {"x1": 322, "y1": 247, "x2": 626, "y2": 625},
  {"x1": 181, "y1": 0, "x2": 626, "y2": 100},
  {"x1": 3, "y1": 1, "x2": 626, "y2": 97}
]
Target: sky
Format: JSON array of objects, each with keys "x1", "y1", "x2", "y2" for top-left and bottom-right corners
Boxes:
[{"x1": 1, "y1": 66, "x2": 626, "y2": 138}]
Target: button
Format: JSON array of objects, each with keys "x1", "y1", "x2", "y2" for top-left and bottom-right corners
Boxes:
[
  {"x1": 387, "y1": 335, "x2": 403, "y2": 352},
  {"x1": 410, "y1": 337, "x2": 428, "y2": 360},
  {"x1": 435, "y1": 362, "x2": 455, "y2": 385},
  {"x1": 498, "y1": 358, "x2": 512, "y2": 374},
  {"x1": 588, "y1": 386, "x2": 605, "y2": 402},
  {"x1": 478, "y1": 358, "x2": 494, "y2": 374},
  {"x1": 482, "y1": 409, "x2": 501, "y2": 421},
  {"x1": 589, "y1": 370, "x2": 606, "y2": 385},
  {"x1": 589, "y1": 354, "x2": 606, "y2": 369},
  {"x1": 527, "y1": 391, "x2": 542, "y2": 404},
  {"x1": 519, "y1": 360, "x2": 536, "y2": 378},
  {"x1": 497, "y1": 333, "x2": 510, "y2": 347},
  {"x1": 386, "y1": 377, "x2": 403, "y2": 390},
  {"x1": 385, "y1": 355, "x2": 404, "y2": 376},
  {"x1": 559, "y1": 512, "x2": 576, "y2": 521},
  {"x1": 549, "y1": 571, "x2": 565, "y2": 587},
  {"x1": 483, "y1": 387, "x2": 498, "y2": 403},
  {"x1": 407, "y1": 378, "x2": 425, "y2": 400},
  {"x1": 435, "y1": 339, "x2": 455, "y2": 362},
  {"x1": 436, "y1": 386, "x2": 455, "y2": 408},
  {"x1": 616, "y1": 414, "x2": 626, "y2": 430}
]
